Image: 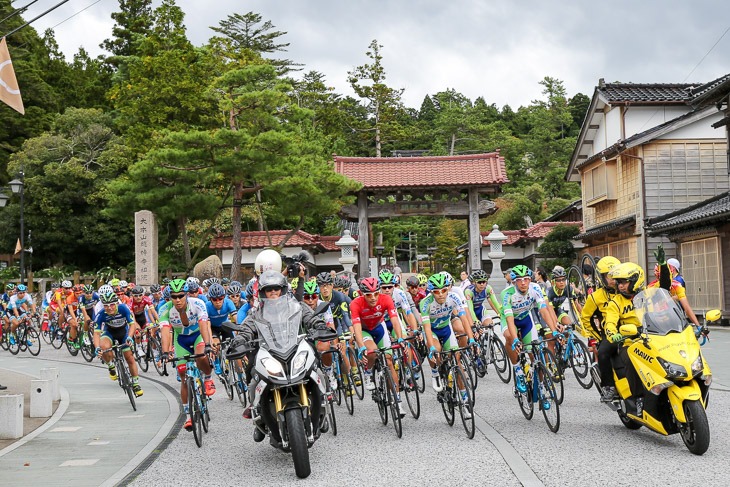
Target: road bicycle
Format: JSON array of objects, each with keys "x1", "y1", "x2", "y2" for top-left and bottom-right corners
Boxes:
[
  {"x1": 474, "y1": 320, "x2": 511, "y2": 383},
  {"x1": 168, "y1": 352, "x2": 212, "y2": 448},
  {"x1": 7, "y1": 313, "x2": 41, "y2": 356},
  {"x1": 434, "y1": 346, "x2": 475, "y2": 439},
  {"x1": 100, "y1": 343, "x2": 139, "y2": 412},
  {"x1": 366, "y1": 344, "x2": 404, "y2": 438},
  {"x1": 513, "y1": 340, "x2": 560, "y2": 433}
]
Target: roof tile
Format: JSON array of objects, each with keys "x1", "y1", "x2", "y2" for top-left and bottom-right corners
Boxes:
[
  {"x1": 333, "y1": 152, "x2": 508, "y2": 189},
  {"x1": 209, "y1": 230, "x2": 349, "y2": 252},
  {"x1": 600, "y1": 83, "x2": 693, "y2": 104},
  {"x1": 481, "y1": 221, "x2": 582, "y2": 247}
]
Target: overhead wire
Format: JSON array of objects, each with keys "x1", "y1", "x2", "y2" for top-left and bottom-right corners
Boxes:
[{"x1": 0, "y1": 0, "x2": 40, "y2": 27}]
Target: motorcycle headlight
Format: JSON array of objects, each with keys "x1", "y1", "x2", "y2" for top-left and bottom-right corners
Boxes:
[
  {"x1": 691, "y1": 355, "x2": 703, "y2": 376},
  {"x1": 657, "y1": 357, "x2": 688, "y2": 379},
  {"x1": 291, "y1": 350, "x2": 309, "y2": 377},
  {"x1": 261, "y1": 357, "x2": 284, "y2": 377}
]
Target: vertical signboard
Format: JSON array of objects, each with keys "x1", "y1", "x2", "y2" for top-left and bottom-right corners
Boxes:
[{"x1": 135, "y1": 210, "x2": 158, "y2": 286}]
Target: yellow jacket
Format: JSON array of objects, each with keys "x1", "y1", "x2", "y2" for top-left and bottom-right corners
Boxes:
[
  {"x1": 580, "y1": 288, "x2": 613, "y2": 340},
  {"x1": 603, "y1": 293, "x2": 641, "y2": 340}
]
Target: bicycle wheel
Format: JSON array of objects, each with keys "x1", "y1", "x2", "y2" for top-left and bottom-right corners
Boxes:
[
  {"x1": 137, "y1": 338, "x2": 149, "y2": 372},
  {"x1": 201, "y1": 392, "x2": 210, "y2": 433},
  {"x1": 401, "y1": 357, "x2": 420, "y2": 419},
  {"x1": 26, "y1": 327, "x2": 41, "y2": 356},
  {"x1": 234, "y1": 367, "x2": 247, "y2": 405},
  {"x1": 346, "y1": 346, "x2": 364, "y2": 400},
  {"x1": 80, "y1": 331, "x2": 95, "y2": 363},
  {"x1": 18, "y1": 325, "x2": 29, "y2": 352},
  {"x1": 119, "y1": 360, "x2": 137, "y2": 412},
  {"x1": 517, "y1": 370, "x2": 534, "y2": 420},
  {"x1": 536, "y1": 362, "x2": 560, "y2": 433},
  {"x1": 541, "y1": 347, "x2": 564, "y2": 405},
  {"x1": 570, "y1": 339, "x2": 594, "y2": 389},
  {"x1": 50, "y1": 322, "x2": 64, "y2": 349},
  {"x1": 327, "y1": 393, "x2": 337, "y2": 436},
  {"x1": 337, "y1": 352, "x2": 355, "y2": 416},
  {"x1": 222, "y1": 360, "x2": 234, "y2": 401},
  {"x1": 452, "y1": 366, "x2": 474, "y2": 439},
  {"x1": 0, "y1": 328, "x2": 8, "y2": 351},
  {"x1": 375, "y1": 367, "x2": 388, "y2": 426},
  {"x1": 492, "y1": 337, "x2": 511, "y2": 383},
  {"x1": 384, "y1": 365, "x2": 402, "y2": 438},
  {"x1": 406, "y1": 342, "x2": 426, "y2": 394},
  {"x1": 64, "y1": 329, "x2": 79, "y2": 356},
  {"x1": 461, "y1": 351, "x2": 478, "y2": 392},
  {"x1": 188, "y1": 379, "x2": 203, "y2": 448},
  {"x1": 442, "y1": 369, "x2": 455, "y2": 426},
  {"x1": 8, "y1": 328, "x2": 20, "y2": 355}
]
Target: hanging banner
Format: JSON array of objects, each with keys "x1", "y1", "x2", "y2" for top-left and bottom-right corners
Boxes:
[{"x1": 0, "y1": 37, "x2": 24, "y2": 115}]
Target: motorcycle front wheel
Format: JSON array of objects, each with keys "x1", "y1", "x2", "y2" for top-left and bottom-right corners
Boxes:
[
  {"x1": 679, "y1": 400, "x2": 710, "y2": 455},
  {"x1": 286, "y1": 409, "x2": 311, "y2": 478}
]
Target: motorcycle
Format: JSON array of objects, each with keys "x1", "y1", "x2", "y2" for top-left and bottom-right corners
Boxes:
[
  {"x1": 595, "y1": 287, "x2": 718, "y2": 455},
  {"x1": 224, "y1": 298, "x2": 335, "y2": 478}
]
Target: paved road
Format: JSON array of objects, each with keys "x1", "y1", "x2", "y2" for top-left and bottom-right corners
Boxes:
[
  {"x1": 0, "y1": 353, "x2": 176, "y2": 487},
  {"x1": 3, "y1": 329, "x2": 730, "y2": 486}
]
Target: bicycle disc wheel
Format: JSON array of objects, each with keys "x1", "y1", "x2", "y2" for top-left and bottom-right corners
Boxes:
[
  {"x1": 384, "y1": 366, "x2": 402, "y2": 438},
  {"x1": 402, "y1": 358, "x2": 420, "y2": 419},
  {"x1": 571, "y1": 339, "x2": 594, "y2": 389},
  {"x1": 541, "y1": 348, "x2": 564, "y2": 405},
  {"x1": 375, "y1": 368, "x2": 388, "y2": 426},
  {"x1": 492, "y1": 338, "x2": 511, "y2": 383},
  {"x1": 346, "y1": 347, "x2": 364, "y2": 400},
  {"x1": 26, "y1": 327, "x2": 41, "y2": 356},
  {"x1": 537, "y1": 362, "x2": 560, "y2": 433},
  {"x1": 452, "y1": 366, "x2": 475, "y2": 439}
]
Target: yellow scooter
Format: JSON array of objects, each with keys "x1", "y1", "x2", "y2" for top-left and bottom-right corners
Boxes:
[{"x1": 605, "y1": 287, "x2": 719, "y2": 455}]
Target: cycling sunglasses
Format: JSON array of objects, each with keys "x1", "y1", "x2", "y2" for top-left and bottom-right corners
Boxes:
[
  {"x1": 303, "y1": 294, "x2": 318, "y2": 301},
  {"x1": 475, "y1": 280, "x2": 487, "y2": 285},
  {"x1": 210, "y1": 296, "x2": 225, "y2": 302},
  {"x1": 380, "y1": 285, "x2": 394, "y2": 290},
  {"x1": 363, "y1": 291, "x2": 380, "y2": 298},
  {"x1": 170, "y1": 293, "x2": 186, "y2": 300},
  {"x1": 432, "y1": 288, "x2": 449, "y2": 295}
]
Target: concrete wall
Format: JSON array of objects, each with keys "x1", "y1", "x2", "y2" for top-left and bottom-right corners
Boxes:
[{"x1": 623, "y1": 106, "x2": 692, "y2": 138}]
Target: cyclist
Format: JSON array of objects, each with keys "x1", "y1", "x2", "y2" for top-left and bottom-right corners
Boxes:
[
  {"x1": 75, "y1": 284, "x2": 99, "y2": 346},
  {"x1": 350, "y1": 277, "x2": 406, "y2": 418},
  {"x1": 501, "y1": 265, "x2": 559, "y2": 394},
  {"x1": 8, "y1": 285, "x2": 37, "y2": 344},
  {"x1": 149, "y1": 284, "x2": 165, "y2": 311},
  {"x1": 186, "y1": 281, "x2": 208, "y2": 303},
  {"x1": 1, "y1": 284, "x2": 16, "y2": 338},
  {"x1": 316, "y1": 273, "x2": 355, "y2": 376},
  {"x1": 93, "y1": 291, "x2": 143, "y2": 397},
  {"x1": 130, "y1": 286, "x2": 159, "y2": 358},
  {"x1": 236, "y1": 282, "x2": 255, "y2": 325},
  {"x1": 114, "y1": 285, "x2": 132, "y2": 307},
  {"x1": 54, "y1": 280, "x2": 81, "y2": 348},
  {"x1": 405, "y1": 275, "x2": 427, "y2": 308},
  {"x1": 379, "y1": 270, "x2": 418, "y2": 337},
  {"x1": 648, "y1": 263, "x2": 702, "y2": 333},
  {"x1": 226, "y1": 283, "x2": 244, "y2": 311},
  {"x1": 420, "y1": 273, "x2": 476, "y2": 419},
  {"x1": 464, "y1": 269, "x2": 501, "y2": 328},
  {"x1": 545, "y1": 267, "x2": 577, "y2": 329},
  {"x1": 41, "y1": 283, "x2": 59, "y2": 331},
  {"x1": 159, "y1": 279, "x2": 215, "y2": 431},
  {"x1": 302, "y1": 280, "x2": 341, "y2": 389},
  {"x1": 205, "y1": 283, "x2": 237, "y2": 375}
]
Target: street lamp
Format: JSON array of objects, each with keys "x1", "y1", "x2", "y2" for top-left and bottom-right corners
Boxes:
[{"x1": 0, "y1": 170, "x2": 25, "y2": 283}]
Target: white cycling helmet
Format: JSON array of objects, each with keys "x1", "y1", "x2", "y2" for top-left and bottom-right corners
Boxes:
[
  {"x1": 255, "y1": 249, "x2": 282, "y2": 275},
  {"x1": 119, "y1": 280, "x2": 128, "y2": 288},
  {"x1": 439, "y1": 271, "x2": 453, "y2": 285},
  {"x1": 61, "y1": 280, "x2": 72, "y2": 289},
  {"x1": 98, "y1": 284, "x2": 113, "y2": 295},
  {"x1": 186, "y1": 276, "x2": 200, "y2": 284}
]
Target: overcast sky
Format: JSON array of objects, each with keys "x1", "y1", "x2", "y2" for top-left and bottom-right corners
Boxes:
[{"x1": 10, "y1": 0, "x2": 730, "y2": 108}]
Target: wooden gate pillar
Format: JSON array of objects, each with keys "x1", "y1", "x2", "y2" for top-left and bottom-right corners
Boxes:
[
  {"x1": 357, "y1": 191, "x2": 370, "y2": 279},
  {"x1": 467, "y1": 187, "x2": 482, "y2": 272}
]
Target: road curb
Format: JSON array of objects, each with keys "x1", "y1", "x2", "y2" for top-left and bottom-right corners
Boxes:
[{"x1": 0, "y1": 368, "x2": 70, "y2": 459}]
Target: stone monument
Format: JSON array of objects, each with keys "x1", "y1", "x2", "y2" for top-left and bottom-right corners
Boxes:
[
  {"x1": 135, "y1": 210, "x2": 158, "y2": 286},
  {"x1": 486, "y1": 224, "x2": 508, "y2": 295}
]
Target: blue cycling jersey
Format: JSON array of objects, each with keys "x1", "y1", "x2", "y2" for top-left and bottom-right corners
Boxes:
[
  {"x1": 94, "y1": 303, "x2": 135, "y2": 331},
  {"x1": 205, "y1": 298, "x2": 237, "y2": 327},
  {"x1": 236, "y1": 302, "x2": 251, "y2": 325}
]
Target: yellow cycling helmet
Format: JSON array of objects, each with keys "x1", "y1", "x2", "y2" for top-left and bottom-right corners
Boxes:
[
  {"x1": 417, "y1": 273, "x2": 427, "y2": 286},
  {"x1": 609, "y1": 262, "x2": 645, "y2": 299}
]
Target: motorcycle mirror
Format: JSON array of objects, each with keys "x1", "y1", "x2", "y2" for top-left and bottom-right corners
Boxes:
[
  {"x1": 313, "y1": 301, "x2": 330, "y2": 316},
  {"x1": 705, "y1": 309, "x2": 722, "y2": 323},
  {"x1": 619, "y1": 324, "x2": 638, "y2": 336},
  {"x1": 222, "y1": 321, "x2": 246, "y2": 333}
]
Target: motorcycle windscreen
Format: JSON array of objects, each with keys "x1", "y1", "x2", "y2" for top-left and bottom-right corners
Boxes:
[
  {"x1": 632, "y1": 287, "x2": 687, "y2": 336},
  {"x1": 256, "y1": 297, "x2": 303, "y2": 353}
]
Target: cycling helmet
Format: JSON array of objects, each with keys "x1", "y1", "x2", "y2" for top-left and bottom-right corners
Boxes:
[
  {"x1": 5, "y1": 283, "x2": 15, "y2": 291},
  {"x1": 187, "y1": 281, "x2": 200, "y2": 293},
  {"x1": 113, "y1": 285, "x2": 124, "y2": 295},
  {"x1": 221, "y1": 278, "x2": 230, "y2": 286},
  {"x1": 417, "y1": 274, "x2": 427, "y2": 286},
  {"x1": 258, "y1": 270, "x2": 288, "y2": 294},
  {"x1": 316, "y1": 272, "x2": 333, "y2": 284},
  {"x1": 98, "y1": 284, "x2": 113, "y2": 295},
  {"x1": 100, "y1": 292, "x2": 118, "y2": 304},
  {"x1": 119, "y1": 280, "x2": 128, "y2": 288},
  {"x1": 208, "y1": 277, "x2": 220, "y2": 285},
  {"x1": 202, "y1": 278, "x2": 212, "y2": 289},
  {"x1": 208, "y1": 283, "x2": 225, "y2": 299},
  {"x1": 230, "y1": 280, "x2": 242, "y2": 288},
  {"x1": 378, "y1": 270, "x2": 395, "y2": 285},
  {"x1": 162, "y1": 277, "x2": 171, "y2": 285},
  {"x1": 168, "y1": 279, "x2": 188, "y2": 294},
  {"x1": 394, "y1": 274, "x2": 401, "y2": 285},
  {"x1": 254, "y1": 249, "x2": 282, "y2": 275},
  {"x1": 510, "y1": 265, "x2": 531, "y2": 281},
  {"x1": 83, "y1": 284, "x2": 95, "y2": 293},
  {"x1": 428, "y1": 273, "x2": 449, "y2": 290},
  {"x1": 609, "y1": 262, "x2": 645, "y2": 299},
  {"x1": 439, "y1": 271, "x2": 453, "y2": 286},
  {"x1": 131, "y1": 285, "x2": 144, "y2": 296},
  {"x1": 149, "y1": 284, "x2": 162, "y2": 293},
  {"x1": 162, "y1": 287, "x2": 171, "y2": 301},
  {"x1": 551, "y1": 266, "x2": 567, "y2": 279},
  {"x1": 51, "y1": 282, "x2": 60, "y2": 290},
  {"x1": 16, "y1": 284, "x2": 27, "y2": 292},
  {"x1": 109, "y1": 278, "x2": 120, "y2": 287},
  {"x1": 303, "y1": 281, "x2": 319, "y2": 296},
  {"x1": 470, "y1": 269, "x2": 488, "y2": 282},
  {"x1": 127, "y1": 282, "x2": 135, "y2": 289},
  {"x1": 226, "y1": 284, "x2": 242, "y2": 296},
  {"x1": 73, "y1": 284, "x2": 84, "y2": 293},
  {"x1": 358, "y1": 277, "x2": 380, "y2": 294},
  {"x1": 244, "y1": 281, "x2": 255, "y2": 300},
  {"x1": 185, "y1": 276, "x2": 199, "y2": 284},
  {"x1": 405, "y1": 276, "x2": 420, "y2": 288},
  {"x1": 61, "y1": 280, "x2": 72, "y2": 289}
]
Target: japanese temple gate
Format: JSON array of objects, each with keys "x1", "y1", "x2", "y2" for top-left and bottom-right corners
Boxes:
[{"x1": 333, "y1": 152, "x2": 508, "y2": 277}]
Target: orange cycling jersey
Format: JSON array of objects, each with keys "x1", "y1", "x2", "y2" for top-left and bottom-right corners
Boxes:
[
  {"x1": 647, "y1": 279, "x2": 686, "y2": 300},
  {"x1": 54, "y1": 290, "x2": 78, "y2": 308}
]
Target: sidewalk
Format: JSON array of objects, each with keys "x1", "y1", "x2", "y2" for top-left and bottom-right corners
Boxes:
[
  {"x1": 0, "y1": 368, "x2": 61, "y2": 450},
  {"x1": 0, "y1": 354, "x2": 179, "y2": 487}
]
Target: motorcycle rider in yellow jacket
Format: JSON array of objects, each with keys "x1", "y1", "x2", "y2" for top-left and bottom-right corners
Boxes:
[{"x1": 580, "y1": 256, "x2": 621, "y2": 341}]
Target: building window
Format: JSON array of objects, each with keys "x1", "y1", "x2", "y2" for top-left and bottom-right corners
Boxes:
[
  {"x1": 681, "y1": 237, "x2": 721, "y2": 312},
  {"x1": 583, "y1": 160, "x2": 618, "y2": 206}
]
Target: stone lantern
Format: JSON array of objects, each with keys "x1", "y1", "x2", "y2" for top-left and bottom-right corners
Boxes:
[
  {"x1": 485, "y1": 224, "x2": 508, "y2": 295},
  {"x1": 336, "y1": 230, "x2": 358, "y2": 286}
]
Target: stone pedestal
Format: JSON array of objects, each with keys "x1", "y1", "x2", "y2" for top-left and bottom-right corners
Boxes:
[
  {"x1": 0, "y1": 394, "x2": 23, "y2": 439},
  {"x1": 135, "y1": 210, "x2": 158, "y2": 286},
  {"x1": 40, "y1": 367, "x2": 60, "y2": 401},
  {"x1": 30, "y1": 379, "x2": 52, "y2": 418}
]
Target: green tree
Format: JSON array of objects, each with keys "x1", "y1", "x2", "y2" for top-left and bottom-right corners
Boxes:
[
  {"x1": 100, "y1": 0, "x2": 154, "y2": 67},
  {"x1": 494, "y1": 184, "x2": 547, "y2": 230},
  {"x1": 433, "y1": 219, "x2": 467, "y2": 275},
  {"x1": 537, "y1": 224, "x2": 581, "y2": 270},
  {"x1": 1, "y1": 108, "x2": 134, "y2": 269},
  {"x1": 347, "y1": 40, "x2": 408, "y2": 157}
]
